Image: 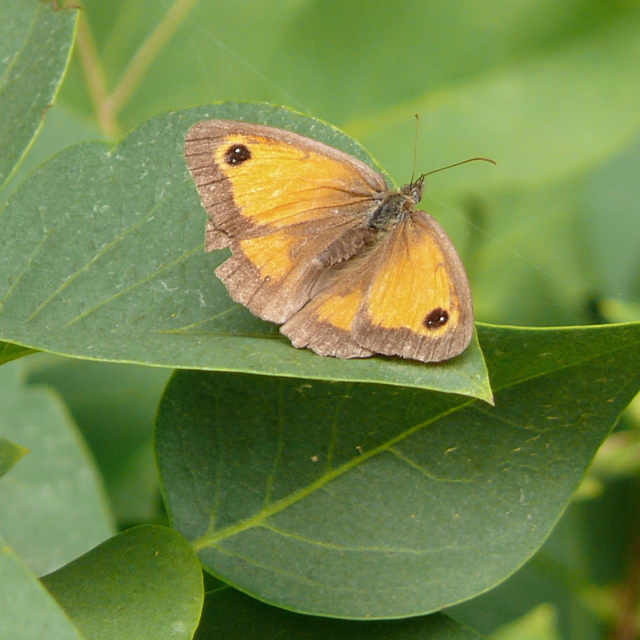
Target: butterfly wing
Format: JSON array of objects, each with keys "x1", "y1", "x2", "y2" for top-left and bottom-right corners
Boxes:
[
  {"x1": 280, "y1": 250, "x2": 376, "y2": 359},
  {"x1": 185, "y1": 120, "x2": 387, "y2": 323},
  {"x1": 353, "y1": 211, "x2": 473, "y2": 362},
  {"x1": 282, "y1": 210, "x2": 473, "y2": 362}
]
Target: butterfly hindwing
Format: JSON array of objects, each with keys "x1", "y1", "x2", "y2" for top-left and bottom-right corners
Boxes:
[
  {"x1": 353, "y1": 211, "x2": 473, "y2": 361},
  {"x1": 282, "y1": 212, "x2": 473, "y2": 362}
]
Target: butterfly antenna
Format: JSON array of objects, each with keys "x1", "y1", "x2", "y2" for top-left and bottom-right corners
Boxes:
[
  {"x1": 419, "y1": 157, "x2": 496, "y2": 180},
  {"x1": 411, "y1": 114, "x2": 420, "y2": 185}
]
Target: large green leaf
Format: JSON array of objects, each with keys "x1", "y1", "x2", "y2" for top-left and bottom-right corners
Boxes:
[
  {"x1": 155, "y1": 322, "x2": 640, "y2": 618},
  {"x1": 0, "y1": 0, "x2": 78, "y2": 189},
  {"x1": 0, "y1": 103, "x2": 491, "y2": 401},
  {"x1": 450, "y1": 494, "x2": 607, "y2": 638},
  {"x1": 42, "y1": 525, "x2": 203, "y2": 640},
  {"x1": 0, "y1": 360, "x2": 114, "y2": 576},
  {"x1": 195, "y1": 585, "x2": 485, "y2": 639},
  {"x1": 0, "y1": 533, "x2": 83, "y2": 640}
]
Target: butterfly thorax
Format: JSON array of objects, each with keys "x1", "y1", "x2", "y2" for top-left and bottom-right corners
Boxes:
[
  {"x1": 367, "y1": 176, "x2": 425, "y2": 232},
  {"x1": 315, "y1": 177, "x2": 426, "y2": 269}
]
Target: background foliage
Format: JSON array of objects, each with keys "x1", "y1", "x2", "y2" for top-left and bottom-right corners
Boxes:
[{"x1": 2, "y1": 0, "x2": 640, "y2": 638}]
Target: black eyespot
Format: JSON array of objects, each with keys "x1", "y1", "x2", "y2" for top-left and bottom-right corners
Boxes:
[
  {"x1": 224, "y1": 144, "x2": 251, "y2": 165},
  {"x1": 424, "y1": 308, "x2": 449, "y2": 330}
]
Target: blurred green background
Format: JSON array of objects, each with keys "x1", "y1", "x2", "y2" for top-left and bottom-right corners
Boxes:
[{"x1": 5, "y1": 1, "x2": 640, "y2": 638}]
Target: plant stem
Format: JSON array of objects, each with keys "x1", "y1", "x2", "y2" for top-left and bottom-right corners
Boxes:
[
  {"x1": 76, "y1": 11, "x2": 120, "y2": 138},
  {"x1": 102, "y1": 0, "x2": 199, "y2": 127},
  {"x1": 76, "y1": 0, "x2": 199, "y2": 139}
]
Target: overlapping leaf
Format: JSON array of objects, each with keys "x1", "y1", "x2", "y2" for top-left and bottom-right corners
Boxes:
[
  {"x1": 0, "y1": 0, "x2": 78, "y2": 189},
  {"x1": 0, "y1": 533, "x2": 83, "y2": 640},
  {"x1": 0, "y1": 435, "x2": 27, "y2": 479},
  {"x1": 26, "y1": 356, "x2": 172, "y2": 524},
  {"x1": 0, "y1": 103, "x2": 491, "y2": 401},
  {"x1": 42, "y1": 525, "x2": 203, "y2": 640},
  {"x1": 156, "y1": 322, "x2": 640, "y2": 618},
  {"x1": 0, "y1": 341, "x2": 35, "y2": 366},
  {"x1": 0, "y1": 360, "x2": 114, "y2": 575},
  {"x1": 195, "y1": 584, "x2": 484, "y2": 639}
]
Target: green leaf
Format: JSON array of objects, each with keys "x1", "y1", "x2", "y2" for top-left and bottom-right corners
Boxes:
[
  {"x1": 489, "y1": 604, "x2": 560, "y2": 640},
  {"x1": 0, "y1": 103, "x2": 491, "y2": 402},
  {"x1": 0, "y1": 360, "x2": 114, "y2": 576},
  {"x1": 0, "y1": 0, "x2": 78, "y2": 189},
  {"x1": 42, "y1": 525, "x2": 204, "y2": 640},
  {"x1": 195, "y1": 586, "x2": 485, "y2": 639},
  {"x1": 26, "y1": 356, "x2": 172, "y2": 525},
  {"x1": 0, "y1": 341, "x2": 36, "y2": 366},
  {"x1": 0, "y1": 435, "x2": 28, "y2": 479},
  {"x1": 155, "y1": 322, "x2": 640, "y2": 618},
  {"x1": 0, "y1": 533, "x2": 83, "y2": 640},
  {"x1": 452, "y1": 499, "x2": 604, "y2": 639}
]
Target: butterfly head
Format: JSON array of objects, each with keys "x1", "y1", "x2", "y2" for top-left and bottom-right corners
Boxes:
[
  {"x1": 369, "y1": 181, "x2": 422, "y2": 231},
  {"x1": 402, "y1": 174, "x2": 425, "y2": 206}
]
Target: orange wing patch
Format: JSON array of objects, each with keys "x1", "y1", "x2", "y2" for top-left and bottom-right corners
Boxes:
[
  {"x1": 213, "y1": 134, "x2": 379, "y2": 231},
  {"x1": 237, "y1": 230, "x2": 298, "y2": 283},
  {"x1": 353, "y1": 212, "x2": 473, "y2": 361},
  {"x1": 185, "y1": 121, "x2": 388, "y2": 325},
  {"x1": 281, "y1": 212, "x2": 473, "y2": 362},
  {"x1": 365, "y1": 220, "x2": 458, "y2": 337},
  {"x1": 281, "y1": 283, "x2": 372, "y2": 359},
  {"x1": 312, "y1": 285, "x2": 365, "y2": 332},
  {"x1": 281, "y1": 257, "x2": 374, "y2": 358}
]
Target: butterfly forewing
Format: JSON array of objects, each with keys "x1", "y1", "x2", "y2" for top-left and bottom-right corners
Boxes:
[{"x1": 185, "y1": 120, "x2": 387, "y2": 323}]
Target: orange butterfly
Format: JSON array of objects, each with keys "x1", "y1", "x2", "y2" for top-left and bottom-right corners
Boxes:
[{"x1": 185, "y1": 120, "x2": 477, "y2": 363}]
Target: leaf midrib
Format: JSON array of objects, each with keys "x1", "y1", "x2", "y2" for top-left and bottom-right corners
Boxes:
[
  {"x1": 191, "y1": 333, "x2": 638, "y2": 550},
  {"x1": 192, "y1": 397, "x2": 473, "y2": 550}
]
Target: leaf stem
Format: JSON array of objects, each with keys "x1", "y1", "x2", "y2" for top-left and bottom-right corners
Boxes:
[
  {"x1": 104, "y1": 0, "x2": 199, "y2": 119},
  {"x1": 75, "y1": 0, "x2": 199, "y2": 139},
  {"x1": 76, "y1": 12, "x2": 120, "y2": 138}
]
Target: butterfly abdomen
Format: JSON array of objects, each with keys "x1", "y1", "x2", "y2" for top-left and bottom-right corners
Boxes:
[{"x1": 314, "y1": 226, "x2": 376, "y2": 268}]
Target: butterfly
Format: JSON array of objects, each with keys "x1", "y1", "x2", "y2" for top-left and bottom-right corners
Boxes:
[{"x1": 184, "y1": 119, "x2": 476, "y2": 363}]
